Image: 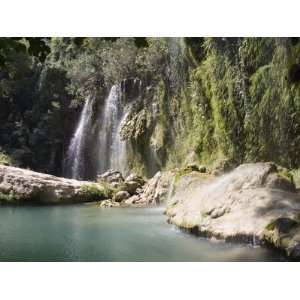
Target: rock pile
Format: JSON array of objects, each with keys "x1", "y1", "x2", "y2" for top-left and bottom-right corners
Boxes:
[{"x1": 97, "y1": 169, "x2": 174, "y2": 207}]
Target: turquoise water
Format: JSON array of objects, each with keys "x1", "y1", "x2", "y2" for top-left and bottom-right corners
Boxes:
[{"x1": 0, "y1": 204, "x2": 284, "y2": 261}]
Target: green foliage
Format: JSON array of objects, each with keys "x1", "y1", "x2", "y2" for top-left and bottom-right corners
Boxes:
[
  {"x1": 162, "y1": 38, "x2": 300, "y2": 172},
  {"x1": 0, "y1": 38, "x2": 50, "y2": 67},
  {"x1": 96, "y1": 180, "x2": 114, "y2": 197},
  {"x1": 0, "y1": 151, "x2": 14, "y2": 166},
  {"x1": 2, "y1": 37, "x2": 300, "y2": 178}
]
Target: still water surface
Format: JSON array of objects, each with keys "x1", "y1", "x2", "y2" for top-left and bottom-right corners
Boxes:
[{"x1": 0, "y1": 204, "x2": 284, "y2": 261}]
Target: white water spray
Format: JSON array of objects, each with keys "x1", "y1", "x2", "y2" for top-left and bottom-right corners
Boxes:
[
  {"x1": 97, "y1": 84, "x2": 129, "y2": 175},
  {"x1": 66, "y1": 96, "x2": 94, "y2": 179}
]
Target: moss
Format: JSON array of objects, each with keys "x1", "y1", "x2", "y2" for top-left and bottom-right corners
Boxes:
[
  {"x1": 265, "y1": 222, "x2": 276, "y2": 231},
  {"x1": 0, "y1": 152, "x2": 15, "y2": 166},
  {"x1": 79, "y1": 183, "x2": 112, "y2": 201},
  {"x1": 0, "y1": 191, "x2": 22, "y2": 204},
  {"x1": 161, "y1": 38, "x2": 300, "y2": 172},
  {"x1": 277, "y1": 168, "x2": 294, "y2": 183}
]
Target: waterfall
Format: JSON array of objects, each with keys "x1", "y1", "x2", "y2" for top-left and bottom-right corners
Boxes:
[
  {"x1": 66, "y1": 96, "x2": 94, "y2": 179},
  {"x1": 97, "y1": 84, "x2": 129, "y2": 175},
  {"x1": 110, "y1": 109, "x2": 129, "y2": 173},
  {"x1": 167, "y1": 37, "x2": 186, "y2": 91}
]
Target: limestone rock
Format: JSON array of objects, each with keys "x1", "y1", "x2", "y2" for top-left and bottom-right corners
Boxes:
[
  {"x1": 264, "y1": 173, "x2": 296, "y2": 192},
  {"x1": 125, "y1": 173, "x2": 145, "y2": 185},
  {"x1": 135, "y1": 171, "x2": 174, "y2": 206},
  {"x1": 165, "y1": 162, "x2": 300, "y2": 260},
  {"x1": 124, "y1": 195, "x2": 140, "y2": 205},
  {"x1": 100, "y1": 199, "x2": 120, "y2": 208},
  {"x1": 0, "y1": 165, "x2": 109, "y2": 204},
  {"x1": 124, "y1": 180, "x2": 140, "y2": 195},
  {"x1": 121, "y1": 171, "x2": 175, "y2": 207},
  {"x1": 114, "y1": 190, "x2": 130, "y2": 202},
  {"x1": 97, "y1": 169, "x2": 124, "y2": 184},
  {"x1": 262, "y1": 217, "x2": 300, "y2": 258},
  {"x1": 211, "y1": 159, "x2": 238, "y2": 175}
]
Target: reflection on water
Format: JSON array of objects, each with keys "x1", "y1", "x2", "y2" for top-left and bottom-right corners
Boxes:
[{"x1": 0, "y1": 205, "x2": 284, "y2": 261}]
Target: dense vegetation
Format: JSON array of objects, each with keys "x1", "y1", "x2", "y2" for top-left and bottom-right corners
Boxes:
[{"x1": 1, "y1": 37, "x2": 300, "y2": 179}]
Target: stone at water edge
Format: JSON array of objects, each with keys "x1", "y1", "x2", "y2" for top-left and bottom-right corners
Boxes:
[
  {"x1": 100, "y1": 199, "x2": 120, "y2": 208},
  {"x1": 165, "y1": 162, "x2": 300, "y2": 259},
  {"x1": 133, "y1": 171, "x2": 175, "y2": 206},
  {"x1": 0, "y1": 165, "x2": 109, "y2": 204},
  {"x1": 124, "y1": 195, "x2": 139, "y2": 205},
  {"x1": 114, "y1": 190, "x2": 130, "y2": 202}
]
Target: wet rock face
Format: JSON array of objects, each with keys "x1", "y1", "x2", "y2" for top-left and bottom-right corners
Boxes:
[
  {"x1": 97, "y1": 169, "x2": 124, "y2": 184},
  {"x1": 165, "y1": 162, "x2": 300, "y2": 260},
  {"x1": 120, "y1": 78, "x2": 142, "y2": 102},
  {"x1": 0, "y1": 165, "x2": 108, "y2": 204},
  {"x1": 125, "y1": 171, "x2": 174, "y2": 206},
  {"x1": 262, "y1": 217, "x2": 300, "y2": 258}
]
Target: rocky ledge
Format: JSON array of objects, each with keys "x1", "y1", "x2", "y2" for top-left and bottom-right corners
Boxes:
[
  {"x1": 97, "y1": 169, "x2": 173, "y2": 207},
  {"x1": 166, "y1": 162, "x2": 300, "y2": 260},
  {"x1": 0, "y1": 165, "x2": 110, "y2": 204}
]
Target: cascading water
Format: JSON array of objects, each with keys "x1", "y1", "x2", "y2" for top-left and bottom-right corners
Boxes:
[
  {"x1": 97, "y1": 84, "x2": 130, "y2": 175},
  {"x1": 167, "y1": 37, "x2": 186, "y2": 91},
  {"x1": 109, "y1": 109, "x2": 129, "y2": 173},
  {"x1": 66, "y1": 96, "x2": 94, "y2": 179}
]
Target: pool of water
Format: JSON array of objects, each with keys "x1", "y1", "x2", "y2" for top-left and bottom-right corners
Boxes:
[{"x1": 0, "y1": 204, "x2": 284, "y2": 261}]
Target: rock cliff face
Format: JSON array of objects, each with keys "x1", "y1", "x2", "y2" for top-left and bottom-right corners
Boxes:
[
  {"x1": 166, "y1": 162, "x2": 300, "y2": 259},
  {"x1": 0, "y1": 165, "x2": 109, "y2": 204}
]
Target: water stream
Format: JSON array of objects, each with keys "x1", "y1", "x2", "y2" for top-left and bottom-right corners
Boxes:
[
  {"x1": 97, "y1": 84, "x2": 129, "y2": 175},
  {"x1": 66, "y1": 96, "x2": 95, "y2": 179}
]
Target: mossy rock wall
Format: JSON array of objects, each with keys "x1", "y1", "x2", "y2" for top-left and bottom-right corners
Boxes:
[{"x1": 121, "y1": 38, "x2": 300, "y2": 176}]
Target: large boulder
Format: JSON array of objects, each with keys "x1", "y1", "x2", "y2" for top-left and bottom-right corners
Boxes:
[
  {"x1": 124, "y1": 181, "x2": 140, "y2": 195},
  {"x1": 126, "y1": 171, "x2": 174, "y2": 206},
  {"x1": 114, "y1": 190, "x2": 130, "y2": 202},
  {"x1": 125, "y1": 173, "x2": 145, "y2": 186},
  {"x1": 166, "y1": 162, "x2": 300, "y2": 260},
  {"x1": 122, "y1": 173, "x2": 146, "y2": 195},
  {"x1": 0, "y1": 165, "x2": 110, "y2": 204}
]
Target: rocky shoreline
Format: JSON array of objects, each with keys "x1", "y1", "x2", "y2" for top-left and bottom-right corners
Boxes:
[
  {"x1": 0, "y1": 165, "x2": 110, "y2": 204},
  {"x1": 96, "y1": 169, "x2": 173, "y2": 207},
  {"x1": 0, "y1": 165, "x2": 170, "y2": 206},
  {"x1": 165, "y1": 162, "x2": 300, "y2": 260},
  {"x1": 1, "y1": 162, "x2": 300, "y2": 260}
]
